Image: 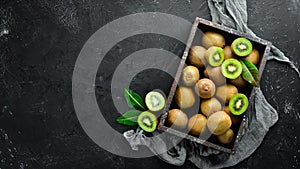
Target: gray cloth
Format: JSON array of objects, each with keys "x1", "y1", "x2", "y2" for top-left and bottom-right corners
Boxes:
[{"x1": 124, "y1": 0, "x2": 300, "y2": 168}]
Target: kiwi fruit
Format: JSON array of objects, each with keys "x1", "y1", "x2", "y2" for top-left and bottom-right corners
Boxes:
[
  {"x1": 145, "y1": 91, "x2": 166, "y2": 112},
  {"x1": 187, "y1": 114, "x2": 207, "y2": 136},
  {"x1": 201, "y1": 98, "x2": 222, "y2": 117},
  {"x1": 203, "y1": 67, "x2": 226, "y2": 85},
  {"x1": 137, "y1": 111, "x2": 158, "y2": 132},
  {"x1": 205, "y1": 46, "x2": 225, "y2": 67},
  {"x1": 229, "y1": 93, "x2": 249, "y2": 115},
  {"x1": 195, "y1": 78, "x2": 216, "y2": 99},
  {"x1": 207, "y1": 111, "x2": 232, "y2": 135},
  {"x1": 223, "y1": 106, "x2": 241, "y2": 125},
  {"x1": 221, "y1": 58, "x2": 243, "y2": 79},
  {"x1": 223, "y1": 46, "x2": 234, "y2": 60},
  {"x1": 188, "y1": 46, "x2": 207, "y2": 68},
  {"x1": 202, "y1": 32, "x2": 225, "y2": 48},
  {"x1": 217, "y1": 128, "x2": 234, "y2": 144},
  {"x1": 216, "y1": 84, "x2": 238, "y2": 103},
  {"x1": 231, "y1": 37, "x2": 253, "y2": 57},
  {"x1": 245, "y1": 49, "x2": 260, "y2": 65},
  {"x1": 175, "y1": 87, "x2": 196, "y2": 109},
  {"x1": 182, "y1": 66, "x2": 200, "y2": 86},
  {"x1": 167, "y1": 109, "x2": 188, "y2": 129},
  {"x1": 230, "y1": 75, "x2": 248, "y2": 88}
]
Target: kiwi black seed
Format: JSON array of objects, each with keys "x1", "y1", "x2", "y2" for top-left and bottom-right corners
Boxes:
[
  {"x1": 188, "y1": 46, "x2": 207, "y2": 68},
  {"x1": 231, "y1": 37, "x2": 253, "y2": 57},
  {"x1": 202, "y1": 32, "x2": 225, "y2": 48},
  {"x1": 182, "y1": 66, "x2": 200, "y2": 86},
  {"x1": 229, "y1": 93, "x2": 249, "y2": 115},
  {"x1": 221, "y1": 58, "x2": 242, "y2": 79},
  {"x1": 145, "y1": 91, "x2": 166, "y2": 112},
  {"x1": 137, "y1": 111, "x2": 158, "y2": 132},
  {"x1": 205, "y1": 46, "x2": 225, "y2": 67}
]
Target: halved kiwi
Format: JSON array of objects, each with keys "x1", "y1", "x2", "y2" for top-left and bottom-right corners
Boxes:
[
  {"x1": 229, "y1": 93, "x2": 249, "y2": 115},
  {"x1": 205, "y1": 46, "x2": 225, "y2": 67},
  {"x1": 137, "y1": 111, "x2": 158, "y2": 132},
  {"x1": 221, "y1": 58, "x2": 242, "y2": 79},
  {"x1": 231, "y1": 37, "x2": 253, "y2": 57},
  {"x1": 182, "y1": 66, "x2": 200, "y2": 86},
  {"x1": 145, "y1": 91, "x2": 165, "y2": 111}
]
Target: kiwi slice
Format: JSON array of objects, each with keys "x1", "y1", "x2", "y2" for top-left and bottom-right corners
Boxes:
[
  {"x1": 145, "y1": 91, "x2": 165, "y2": 111},
  {"x1": 205, "y1": 46, "x2": 225, "y2": 67},
  {"x1": 221, "y1": 58, "x2": 242, "y2": 79},
  {"x1": 229, "y1": 93, "x2": 249, "y2": 115},
  {"x1": 137, "y1": 111, "x2": 157, "y2": 132},
  {"x1": 231, "y1": 37, "x2": 253, "y2": 57}
]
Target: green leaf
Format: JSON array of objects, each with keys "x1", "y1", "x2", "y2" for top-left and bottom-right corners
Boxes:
[
  {"x1": 240, "y1": 60, "x2": 259, "y2": 87},
  {"x1": 116, "y1": 110, "x2": 142, "y2": 126},
  {"x1": 124, "y1": 88, "x2": 147, "y2": 111}
]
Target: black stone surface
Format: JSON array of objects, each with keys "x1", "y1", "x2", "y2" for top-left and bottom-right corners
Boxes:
[{"x1": 0, "y1": 0, "x2": 299, "y2": 168}]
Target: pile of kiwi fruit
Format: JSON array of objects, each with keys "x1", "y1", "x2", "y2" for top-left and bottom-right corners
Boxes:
[{"x1": 167, "y1": 32, "x2": 260, "y2": 145}]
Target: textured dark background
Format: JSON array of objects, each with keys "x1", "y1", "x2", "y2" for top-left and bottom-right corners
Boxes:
[{"x1": 0, "y1": 0, "x2": 299, "y2": 168}]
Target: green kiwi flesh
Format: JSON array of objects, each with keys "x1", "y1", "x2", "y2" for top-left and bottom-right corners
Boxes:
[
  {"x1": 229, "y1": 93, "x2": 249, "y2": 115},
  {"x1": 145, "y1": 91, "x2": 165, "y2": 111},
  {"x1": 221, "y1": 59, "x2": 242, "y2": 79},
  {"x1": 137, "y1": 111, "x2": 157, "y2": 132}
]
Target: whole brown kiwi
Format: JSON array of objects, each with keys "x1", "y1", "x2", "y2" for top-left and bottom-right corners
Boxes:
[
  {"x1": 245, "y1": 49, "x2": 260, "y2": 65},
  {"x1": 203, "y1": 67, "x2": 226, "y2": 85},
  {"x1": 223, "y1": 106, "x2": 241, "y2": 125},
  {"x1": 188, "y1": 46, "x2": 207, "y2": 68},
  {"x1": 230, "y1": 75, "x2": 248, "y2": 88},
  {"x1": 215, "y1": 84, "x2": 238, "y2": 103},
  {"x1": 217, "y1": 128, "x2": 234, "y2": 144},
  {"x1": 207, "y1": 111, "x2": 232, "y2": 135},
  {"x1": 167, "y1": 109, "x2": 188, "y2": 129},
  {"x1": 182, "y1": 66, "x2": 200, "y2": 86},
  {"x1": 201, "y1": 98, "x2": 222, "y2": 117},
  {"x1": 195, "y1": 78, "x2": 216, "y2": 99},
  {"x1": 202, "y1": 32, "x2": 225, "y2": 48},
  {"x1": 175, "y1": 87, "x2": 196, "y2": 109},
  {"x1": 187, "y1": 114, "x2": 207, "y2": 136},
  {"x1": 223, "y1": 46, "x2": 234, "y2": 60}
]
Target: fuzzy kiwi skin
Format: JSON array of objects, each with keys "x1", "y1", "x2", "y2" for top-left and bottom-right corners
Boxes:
[
  {"x1": 216, "y1": 84, "x2": 238, "y2": 103},
  {"x1": 182, "y1": 66, "x2": 200, "y2": 86},
  {"x1": 195, "y1": 78, "x2": 216, "y2": 99},
  {"x1": 167, "y1": 109, "x2": 188, "y2": 129},
  {"x1": 244, "y1": 49, "x2": 260, "y2": 65},
  {"x1": 217, "y1": 128, "x2": 234, "y2": 144},
  {"x1": 223, "y1": 46, "x2": 234, "y2": 60},
  {"x1": 203, "y1": 67, "x2": 226, "y2": 86},
  {"x1": 207, "y1": 111, "x2": 232, "y2": 135},
  {"x1": 223, "y1": 106, "x2": 241, "y2": 125},
  {"x1": 187, "y1": 114, "x2": 207, "y2": 136},
  {"x1": 202, "y1": 32, "x2": 225, "y2": 48},
  {"x1": 201, "y1": 98, "x2": 222, "y2": 117},
  {"x1": 189, "y1": 46, "x2": 207, "y2": 68},
  {"x1": 230, "y1": 75, "x2": 248, "y2": 88},
  {"x1": 175, "y1": 87, "x2": 196, "y2": 109}
]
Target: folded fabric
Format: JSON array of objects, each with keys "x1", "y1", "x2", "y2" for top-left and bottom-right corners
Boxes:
[{"x1": 124, "y1": 0, "x2": 299, "y2": 168}]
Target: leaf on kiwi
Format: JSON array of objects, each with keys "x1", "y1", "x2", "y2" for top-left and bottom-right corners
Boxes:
[
  {"x1": 116, "y1": 110, "x2": 142, "y2": 126},
  {"x1": 240, "y1": 60, "x2": 259, "y2": 87},
  {"x1": 124, "y1": 88, "x2": 147, "y2": 111}
]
